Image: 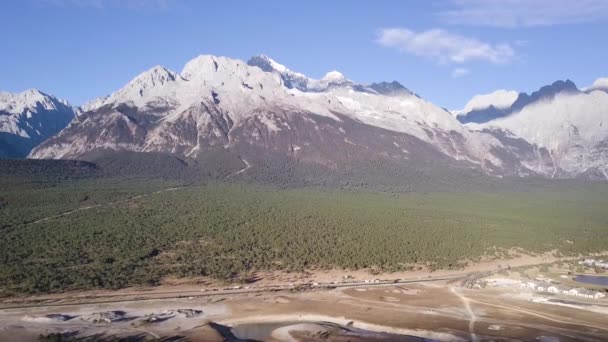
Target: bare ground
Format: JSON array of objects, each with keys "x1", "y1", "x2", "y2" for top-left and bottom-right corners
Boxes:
[{"x1": 1, "y1": 277, "x2": 607, "y2": 341}]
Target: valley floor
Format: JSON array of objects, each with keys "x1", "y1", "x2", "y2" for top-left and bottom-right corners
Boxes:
[
  {"x1": 2, "y1": 270, "x2": 607, "y2": 341},
  {"x1": 2, "y1": 168, "x2": 608, "y2": 340}
]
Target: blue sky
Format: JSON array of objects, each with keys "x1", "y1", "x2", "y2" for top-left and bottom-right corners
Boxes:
[{"x1": 1, "y1": 0, "x2": 607, "y2": 109}]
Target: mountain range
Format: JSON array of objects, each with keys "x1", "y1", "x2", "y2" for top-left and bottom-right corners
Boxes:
[
  {"x1": 456, "y1": 79, "x2": 608, "y2": 180},
  {"x1": 2, "y1": 54, "x2": 607, "y2": 185}
]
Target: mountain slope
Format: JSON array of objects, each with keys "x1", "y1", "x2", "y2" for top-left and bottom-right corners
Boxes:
[
  {"x1": 30, "y1": 55, "x2": 561, "y2": 185},
  {"x1": 0, "y1": 89, "x2": 76, "y2": 158}
]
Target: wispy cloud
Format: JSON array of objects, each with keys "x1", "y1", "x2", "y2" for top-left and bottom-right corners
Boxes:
[
  {"x1": 376, "y1": 28, "x2": 515, "y2": 65},
  {"x1": 439, "y1": 0, "x2": 608, "y2": 28},
  {"x1": 38, "y1": 0, "x2": 173, "y2": 10},
  {"x1": 451, "y1": 68, "x2": 470, "y2": 78}
]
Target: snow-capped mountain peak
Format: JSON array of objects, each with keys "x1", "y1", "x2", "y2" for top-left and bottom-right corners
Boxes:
[
  {"x1": 0, "y1": 89, "x2": 76, "y2": 158},
  {"x1": 0, "y1": 89, "x2": 69, "y2": 114},
  {"x1": 180, "y1": 54, "x2": 231, "y2": 79},
  {"x1": 137, "y1": 65, "x2": 179, "y2": 84},
  {"x1": 124, "y1": 65, "x2": 180, "y2": 96},
  {"x1": 81, "y1": 65, "x2": 181, "y2": 112},
  {"x1": 31, "y1": 54, "x2": 510, "y2": 173}
]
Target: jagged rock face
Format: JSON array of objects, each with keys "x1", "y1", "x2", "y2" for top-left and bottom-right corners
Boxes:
[{"x1": 0, "y1": 89, "x2": 76, "y2": 158}]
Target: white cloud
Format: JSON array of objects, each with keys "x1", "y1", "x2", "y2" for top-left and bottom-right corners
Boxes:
[
  {"x1": 439, "y1": 0, "x2": 608, "y2": 27},
  {"x1": 451, "y1": 68, "x2": 470, "y2": 78},
  {"x1": 376, "y1": 28, "x2": 515, "y2": 65}
]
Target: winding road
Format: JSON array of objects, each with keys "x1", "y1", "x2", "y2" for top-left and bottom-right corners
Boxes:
[
  {"x1": 451, "y1": 287, "x2": 479, "y2": 342},
  {"x1": 25, "y1": 157, "x2": 252, "y2": 226}
]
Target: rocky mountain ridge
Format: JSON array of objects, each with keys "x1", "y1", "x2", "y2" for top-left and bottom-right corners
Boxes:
[{"x1": 1, "y1": 54, "x2": 604, "y2": 182}]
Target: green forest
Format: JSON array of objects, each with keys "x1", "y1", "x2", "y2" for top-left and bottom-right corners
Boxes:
[{"x1": 1, "y1": 175, "x2": 608, "y2": 295}]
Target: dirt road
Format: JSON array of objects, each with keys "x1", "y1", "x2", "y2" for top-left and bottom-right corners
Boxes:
[
  {"x1": 451, "y1": 287, "x2": 479, "y2": 342},
  {"x1": 26, "y1": 186, "x2": 184, "y2": 225}
]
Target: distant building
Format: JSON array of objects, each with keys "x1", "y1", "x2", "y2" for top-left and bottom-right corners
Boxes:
[
  {"x1": 511, "y1": 280, "x2": 605, "y2": 300},
  {"x1": 568, "y1": 288, "x2": 597, "y2": 299}
]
